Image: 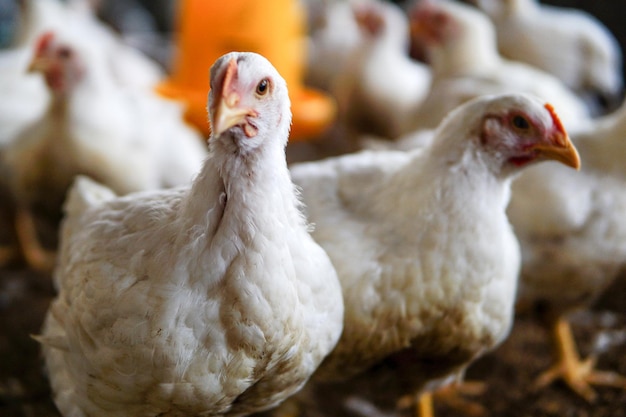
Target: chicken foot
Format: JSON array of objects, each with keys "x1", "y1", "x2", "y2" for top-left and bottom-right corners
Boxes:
[
  {"x1": 15, "y1": 208, "x2": 56, "y2": 273},
  {"x1": 534, "y1": 316, "x2": 626, "y2": 402},
  {"x1": 398, "y1": 381, "x2": 487, "y2": 417}
]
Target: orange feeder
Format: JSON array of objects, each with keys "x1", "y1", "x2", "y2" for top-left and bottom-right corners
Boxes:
[{"x1": 156, "y1": 0, "x2": 337, "y2": 141}]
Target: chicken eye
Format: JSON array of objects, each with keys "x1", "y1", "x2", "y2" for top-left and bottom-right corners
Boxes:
[
  {"x1": 57, "y1": 47, "x2": 72, "y2": 59},
  {"x1": 256, "y1": 78, "x2": 269, "y2": 96},
  {"x1": 512, "y1": 115, "x2": 530, "y2": 130}
]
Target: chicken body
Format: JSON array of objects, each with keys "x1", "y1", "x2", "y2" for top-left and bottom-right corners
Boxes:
[
  {"x1": 1, "y1": 0, "x2": 162, "y2": 151},
  {"x1": 508, "y1": 98, "x2": 626, "y2": 401},
  {"x1": 511, "y1": 165, "x2": 626, "y2": 314},
  {"x1": 408, "y1": 0, "x2": 590, "y2": 131},
  {"x1": 570, "y1": 100, "x2": 626, "y2": 179},
  {"x1": 474, "y1": 0, "x2": 623, "y2": 112},
  {"x1": 1, "y1": 31, "x2": 205, "y2": 270},
  {"x1": 305, "y1": 0, "x2": 363, "y2": 92},
  {"x1": 16, "y1": 0, "x2": 163, "y2": 89},
  {"x1": 0, "y1": 47, "x2": 48, "y2": 148},
  {"x1": 333, "y1": 0, "x2": 431, "y2": 139},
  {"x1": 289, "y1": 93, "x2": 580, "y2": 415},
  {"x1": 38, "y1": 52, "x2": 344, "y2": 417}
]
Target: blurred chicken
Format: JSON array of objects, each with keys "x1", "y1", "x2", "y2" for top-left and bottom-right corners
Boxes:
[
  {"x1": 0, "y1": 46, "x2": 49, "y2": 148},
  {"x1": 286, "y1": 93, "x2": 580, "y2": 417},
  {"x1": 474, "y1": 0, "x2": 623, "y2": 115},
  {"x1": 15, "y1": 0, "x2": 163, "y2": 89},
  {"x1": 407, "y1": 0, "x2": 590, "y2": 131},
  {"x1": 36, "y1": 51, "x2": 344, "y2": 417},
  {"x1": 508, "y1": 98, "x2": 626, "y2": 402},
  {"x1": 0, "y1": 0, "x2": 167, "y2": 146},
  {"x1": 333, "y1": 0, "x2": 431, "y2": 139},
  {"x1": 1, "y1": 31, "x2": 206, "y2": 272},
  {"x1": 568, "y1": 98, "x2": 626, "y2": 179},
  {"x1": 305, "y1": 0, "x2": 364, "y2": 92}
]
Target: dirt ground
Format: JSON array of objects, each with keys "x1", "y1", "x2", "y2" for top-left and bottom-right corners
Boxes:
[{"x1": 0, "y1": 248, "x2": 624, "y2": 417}]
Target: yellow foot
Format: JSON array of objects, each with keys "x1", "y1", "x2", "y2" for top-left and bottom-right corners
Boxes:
[
  {"x1": 535, "y1": 316, "x2": 626, "y2": 402},
  {"x1": 14, "y1": 208, "x2": 56, "y2": 273},
  {"x1": 397, "y1": 381, "x2": 487, "y2": 417},
  {"x1": 535, "y1": 353, "x2": 626, "y2": 402}
]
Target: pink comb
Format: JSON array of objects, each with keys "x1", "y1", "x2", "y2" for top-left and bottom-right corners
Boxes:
[
  {"x1": 34, "y1": 31, "x2": 55, "y2": 56},
  {"x1": 222, "y1": 58, "x2": 239, "y2": 99}
]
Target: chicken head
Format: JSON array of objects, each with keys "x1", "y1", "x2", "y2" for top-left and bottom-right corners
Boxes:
[
  {"x1": 28, "y1": 31, "x2": 85, "y2": 94},
  {"x1": 208, "y1": 52, "x2": 292, "y2": 148}
]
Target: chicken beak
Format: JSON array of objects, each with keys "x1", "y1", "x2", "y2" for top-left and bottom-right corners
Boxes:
[
  {"x1": 532, "y1": 103, "x2": 581, "y2": 170},
  {"x1": 27, "y1": 57, "x2": 50, "y2": 73},
  {"x1": 212, "y1": 93, "x2": 251, "y2": 137},
  {"x1": 532, "y1": 130, "x2": 580, "y2": 170},
  {"x1": 211, "y1": 58, "x2": 256, "y2": 137}
]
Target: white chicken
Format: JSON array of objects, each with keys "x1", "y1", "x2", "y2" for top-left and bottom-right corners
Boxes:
[
  {"x1": 332, "y1": 0, "x2": 431, "y2": 139},
  {"x1": 407, "y1": 0, "x2": 590, "y2": 132},
  {"x1": 568, "y1": 99, "x2": 626, "y2": 179},
  {"x1": 0, "y1": 46, "x2": 49, "y2": 148},
  {"x1": 36, "y1": 51, "x2": 344, "y2": 417},
  {"x1": 288, "y1": 93, "x2": 580, "y2": 417},
  {"x1": 1, "y1": 31, "x2": 206, "y2": 272},
  {"x1": 0, "y1": 0, "x2": 164, "y2": 147},
  {"x1": 508, "y1": 98, "x2": 626, "y2": 402},
  {"x1": 15, "y1": 0, "x2": 163, "y2": 90},
  {"x1": 305, "y1": 0, "x2": 364, "y2": 92},
  {"x1": 473, "y1": 0, "x2": 623, "y2": 114}
]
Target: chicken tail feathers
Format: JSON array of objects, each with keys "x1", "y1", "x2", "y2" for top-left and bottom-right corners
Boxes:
[{"x1": 64, "y1": 175, "x2": 117, "y2": 217}]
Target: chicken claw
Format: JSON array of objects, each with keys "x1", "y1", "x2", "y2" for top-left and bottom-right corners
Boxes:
[
  {"x1": 398, "y1": 381, "x2": 487, "y2": 417},
  {"x1": 14, "y1": 208, "x2": 56, "y2": 273},
  {"x1": 534, "y1": 316, "x2": 626, "y2": 402}
]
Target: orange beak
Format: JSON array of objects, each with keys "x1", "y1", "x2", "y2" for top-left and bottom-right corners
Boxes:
[
  {"x1": 212, "y1": 58, "x2": 257, "y2": 137},
  {"x1": 27, "y1": 56, "x2": 50, "y2": 73},
  {"x1": 28, "y1": 31, "x2": 55, "y2": 73},
  {"x1": 530, "y1": 132, "x2": 580, "y2": 170}
]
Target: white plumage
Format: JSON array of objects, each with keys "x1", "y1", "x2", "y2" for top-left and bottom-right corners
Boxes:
[
  {"x1": 332, "y1": 0, "x2": 431, "y2": 139},
  {"x1": 407, "y1": 0, "x2": 590, "y2": 131},
  {"x1": 1, "y1": 31, "x2": 206, "y2": 271},
  {"x1": 508, "y1": 97, "x2": 626, "y2": 402},
  {"x1": 0, "y1": 47, "x2": 49, "y2": 148},
  {"x1": 569, "y1": 99, "x2": 626, "y2": 179},
  {"x1": 1, "y1": 0, "x2": 164, "y2": 149},
  {"x1": 37, "y1": 51, "x2": 344, "y2": 417},
  {"x1": 305, "y1": 0, "x2": 364, "y2": 92},
  {"x1": 288, "y1": 93, "x2": 580, "y2": 415},
  {"x1": 16, "y1": 0, "x2": 163, "y2": 90},
  {"x1": 474, "y1": 0, "x2": 623, "y2": 113}
]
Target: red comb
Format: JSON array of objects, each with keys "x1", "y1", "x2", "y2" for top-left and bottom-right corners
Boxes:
[
  {"x1": 353, "y1": 4, "x2": 384, "y2": 36},
  {"x1": 34, "y1": 31, "x2": 55, "y2": 56},
  {"x1": 544, "y1": 103, "x2": 566, "y2": 135}
]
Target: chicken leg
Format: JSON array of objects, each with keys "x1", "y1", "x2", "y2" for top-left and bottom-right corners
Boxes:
[
  {"x1": 15, "y1": 208, "x2": 56, "y2": 273},
  {"x1": 534, "y1": 316, "x2": 626, "y2": 402},
  {"x1": 399, "y1": 381, "x2": 487, "y2": 417}
]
